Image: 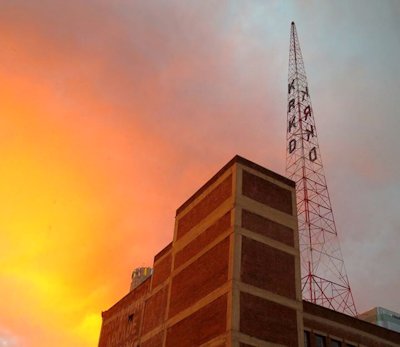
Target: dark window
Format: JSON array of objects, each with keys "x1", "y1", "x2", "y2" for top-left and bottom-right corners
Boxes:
[
  {"x1": 128, "y1": 313, "x2": 134, "y2": 322},
  {"x1": 316, "y1": 334, "x2": 326, "y2": 347},
  {"x1": 304, "y1": 331, "x2": 311, "y2": 347},
  {"x1": 331, "y1": 339, "x2": 341, "y2": 347}
]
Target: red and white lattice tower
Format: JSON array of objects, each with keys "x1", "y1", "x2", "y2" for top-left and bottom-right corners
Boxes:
[{"x1": 285, "y1": 22, "x2": 357, "y2": 316}]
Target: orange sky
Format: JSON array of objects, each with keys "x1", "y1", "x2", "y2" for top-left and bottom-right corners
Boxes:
[
  {"x1": 0, "y1": 48, "x2": 189, "y2": 346},
  {"x1": 1, "y1": 1, "x2": 400, "y2": 346},
  {"x1": 0, "y1": 4, "x2": 280, "y2": 345}
]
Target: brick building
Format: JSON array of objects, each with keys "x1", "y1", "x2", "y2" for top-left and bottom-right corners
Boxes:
[{"x1": 98, "y1": 156, "x2": 400, "y2": 347}]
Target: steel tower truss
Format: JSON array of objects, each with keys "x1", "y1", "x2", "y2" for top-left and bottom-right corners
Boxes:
[{"x1": 285, "y1": 22, "x2": 357, "y2": 316}]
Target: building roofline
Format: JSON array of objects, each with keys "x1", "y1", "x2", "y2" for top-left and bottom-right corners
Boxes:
[
  {"x1": 101, "y1": 275, "x2": 152, "y2": 317},
  {"x1": 154, "y1": 242, "x2": 173, "y2": 262},
  {"x1": 176, "y1": 155, "x2": 294, "y2": 216},
  {"x1": 303, "y1": 301, "x2": 400, "y2": 343}
]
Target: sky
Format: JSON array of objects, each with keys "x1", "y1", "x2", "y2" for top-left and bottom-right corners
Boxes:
[{"x1": 0, "y1": 0, "x2": 399, "y2": 346}]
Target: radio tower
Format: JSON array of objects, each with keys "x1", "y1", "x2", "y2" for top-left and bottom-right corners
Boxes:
[{"x1": 285, "y1": 22, "x2": 357, "y2": 316}]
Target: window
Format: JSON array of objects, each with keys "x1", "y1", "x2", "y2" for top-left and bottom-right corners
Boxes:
[
  {"x1": 316, "y1": 334, "x2": 327, "y2": 347},
  {"x1": 304, "y1": 331, "x2": 311, "y2": 347},
  {"x1": 128, "y1": 313, "x2": 134, "y2": 322},
  {"x1": 330, "y1": 339, "x2": 341, "y2": 347}
]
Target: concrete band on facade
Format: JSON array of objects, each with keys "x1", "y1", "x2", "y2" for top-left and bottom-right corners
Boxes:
[{"x1": 98, "y1": 155, "x2": 400, "y2": 347}]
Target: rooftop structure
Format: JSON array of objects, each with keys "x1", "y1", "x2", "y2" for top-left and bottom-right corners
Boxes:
[
  {"x1": 359, "y1": 307, "x2": 400, "y2": 334},
  {"x1": 130, "y1": 267, "x2": 153, "y2": 292}
]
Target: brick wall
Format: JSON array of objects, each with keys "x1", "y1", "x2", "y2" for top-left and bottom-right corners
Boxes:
[
  {"x1": 98, "y1": 278, "x2": 150, "y2": 347},
  {"x1": 234, "y1": 163, "x2": 301, "y2": 346}
]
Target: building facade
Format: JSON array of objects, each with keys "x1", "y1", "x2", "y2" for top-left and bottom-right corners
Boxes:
[{"x1": 98, "y1": 156, "x2": 400, "y2": 347}]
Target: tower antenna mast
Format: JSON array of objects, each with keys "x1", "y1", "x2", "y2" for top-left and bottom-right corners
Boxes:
[{"x1": 286, "y1": 22, "x2": 357, "y2": 315}]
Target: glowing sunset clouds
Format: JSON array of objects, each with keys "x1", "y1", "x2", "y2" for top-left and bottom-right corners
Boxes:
[{"x1": 1, "y1": 1, "x2": 400, "y2": 346}]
